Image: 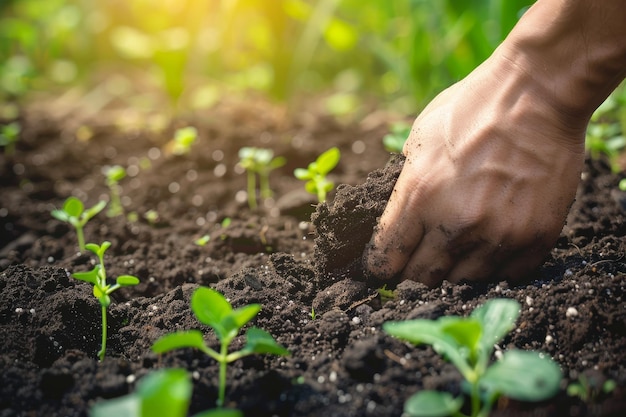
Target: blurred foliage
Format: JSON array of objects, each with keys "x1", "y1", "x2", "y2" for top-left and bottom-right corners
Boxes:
[
  {"x1": 585, "y1": 83, "x2": 626, "y2": 172},
  {"x1": 0, "y1": 0, "x2": 534, "y2": 113}
]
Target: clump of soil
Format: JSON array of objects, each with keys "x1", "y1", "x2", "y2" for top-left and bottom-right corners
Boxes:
[{"x1": 1, "y1": 98, "x2": 625, "y2": 417}]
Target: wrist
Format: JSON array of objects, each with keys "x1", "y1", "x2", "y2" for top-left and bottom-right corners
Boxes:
[{"x1": 497, "y1": 0, "x2": 626, "y2": 124}]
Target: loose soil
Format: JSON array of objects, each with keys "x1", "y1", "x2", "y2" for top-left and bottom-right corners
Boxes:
[{"x1": 1, "y1": 97, "x2": 625, "y2": 417}]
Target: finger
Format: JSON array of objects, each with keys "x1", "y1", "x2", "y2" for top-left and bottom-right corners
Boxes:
[
  {"x1": 363, "y1": 167, "x2": 427, "y2": 281},
  {"x1": 445, "y1": 248, "x2": 501, "y2": 284},
  {"x1": 400, "y1": 232, "x2": 455, "y2": 287}
]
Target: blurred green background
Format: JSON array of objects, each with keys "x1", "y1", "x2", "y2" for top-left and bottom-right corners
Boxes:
[{"x1": 0, "y1": 0, "x2": 535, "y2": 115}]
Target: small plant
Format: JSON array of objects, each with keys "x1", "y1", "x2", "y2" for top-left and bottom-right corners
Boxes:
[
  {"x1": 567, "y1": 373, "x2": 616, "y2": 403},
  {"x1": 0, "y1": 121, "x2": 20, "y2": 156},
  {"x1": 104, "y1": 165, "x2": 127, "y2": 217},
  {"x1": 585, "y1": 86, "x2": 626, "y2": 172},
  {"x1": 238, "y1": 147, "x2": 286, "y2": 210},
  {"x1": 72, "y1": 241, "x2": 139, "y2": 361},
  {"x1": 384, "y1": 298, "x2": 562, "y2": 417},
  {"x1": 382, "y1": 122, "x2": 411, "y2": 153},
  {"x1": 310, "y1": 307, "x2": 316, "y2": 321},
  {"x1": 195, "y1": 234, "x2": 210, "y2": 246},
  {"x1": 90, "y1": 368, "x2": 241, "y2": 417},
  {"x1": 377, "y1": 284, "x2": 396, "y2": 303},
  {"x1": 51, "y1": 196, "x2": 107, "y2": 252},
  {"x1": 171, "y1": 126, "x2": 198, "y2": 155},
  {"x1": 144, "y1": 209, "x2": 159, "y2": 226},
  {"x1": 152, "y1": 287, "x2": 289, "y2": 408},
  {"x1": 294, "y1": 147, "x2": 341, "y2": 203}
]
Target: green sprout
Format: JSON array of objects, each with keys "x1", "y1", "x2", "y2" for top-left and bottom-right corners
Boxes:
[
  {"x1": 310, "y1": 307, "x2": 316, "y2": 321},
  {"x1": 152, "y1": 287, "x2": 289, "y2": 408},
  {"x1": 144, "y1": 209, "x2": 159, "y2": 226},
  {"x1": 51, "y1": 196, "x2": 107, "y2": 252},
  {"x1": 294, "y1": 147, "x2": 341, "y2": 203},
  {"x1": 585, "y1": 87, "x2": 626, "y2": 172},
  {"x1": 0, "y1": 121, "x2": 20, "y2": 156},
  {"x1": 382, "y1": 122, "x2": 411, "y2": 153},
  {"x1": 384, "y1": 298, "x2": 562, "y2": 417},
  {"x1": 172, "y1": 126, "x2": 198, "y2": 155},
  {"x1": 238, "y1": 147, "x2": 286, "y2": 210},
  {"x1": 72, "y1": 241, "x2": 139, "y2": 361},
  {"x1": 567, "y1": 374, "x2": 616, "y2": 403},
  {"x1": 104, "y1": 165, "x2": 127, "y2": 217},
  {"x1": 90, "y1": 369, "x2": 242, "y2": 417},
  {"x1": 195, "y1": 234, "x2": 210, "y2": 246}
]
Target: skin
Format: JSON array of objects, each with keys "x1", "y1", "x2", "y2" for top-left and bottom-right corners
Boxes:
[{"x1": 363, "y1": 0, "x2": 626, "y2": 287}]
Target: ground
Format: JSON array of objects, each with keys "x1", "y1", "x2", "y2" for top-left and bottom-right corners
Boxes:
[{"x1": 0, "y1": 97, "x2": 625, "y2": 417}]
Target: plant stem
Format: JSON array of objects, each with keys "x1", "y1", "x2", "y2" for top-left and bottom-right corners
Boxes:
[
  {"x1": 217, "y1": 342, "x2": 228, "y2": 407},
  {"x1": 107, "y1": 183, "x2": 123, "y2": 217},
  {"x1": 247, "y1": 170, "x2": 257, "y2": 210},
  {"x1": 98, "y1": 305, "x2": 107, "y2": 361},
  {"x1": 76, "y1": 226, "x2": 85, "y2": 252},
  {"x1": 317, "y1": 187, "x2": 326, "y2": 203},
  {"x1": 260, "y1": 172, "x2": 272, "y2": 200}
]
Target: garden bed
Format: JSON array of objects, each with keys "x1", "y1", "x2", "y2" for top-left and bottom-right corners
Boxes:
[{"x1": 1, "y1": 97, "x2": 625, "y2": 417}]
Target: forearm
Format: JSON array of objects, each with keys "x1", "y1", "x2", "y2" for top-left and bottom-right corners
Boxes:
[{"x1": 498, "y1": 0, "x2": 626, "y2": 125}]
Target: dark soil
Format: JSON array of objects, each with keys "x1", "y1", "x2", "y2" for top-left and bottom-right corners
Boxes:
[{"x1": 1, "y1": 97, "x2": 625, "y2": 417}]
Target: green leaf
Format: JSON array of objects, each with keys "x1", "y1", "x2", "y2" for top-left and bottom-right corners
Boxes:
[
  {"x1": 471, "y1": 299, "x2": 520, "y2": 351},
  {"x1": 83, "y1": 200, "x2": 107, "y2": 221},
  {"x1": 90, "y1": 392, "x2": 140, "y2": 417},
  {"x1": 383, "y1": 319, "x2": 473, "y2": 379},
  {"x1": 315, "y1": 147, "x2": 340, "y2": 175},
  {"x1": 90, "y1": 368, "x2": 193, "y2": 417},
  {"x1": 106, "y1": 165, "x2": 126, "y2": 182},
  {"x1": 242, "y1": 327, "x2": 290, "y2": 356},
  {"x1": 63, "y1": 196, "x2": 84, "y2": 218},
  {"x1": 219, "y1": 304, "x2": 261, "y2": 342},
  {"x1": 403, "y1": 390, "x2": 463, "y2": 417},
  {"x1": 191, "y1": 287, "x2": 232, "y2": 328},
  {"x1": 152, "y1": 330, "x2": 208, "y2": 354},
  {"x1": 94, "y1": 241, "x2": 112, "y2": 259},
  {"x1": 294, "y1": 168, "x2": 312, "y2": 180},
  {"x1": 85, "y1": 243, "x2": 101, "y2": 254},
  {"x1": 72, "y1": 267, "x2": 100, "y2": 286},
  {"x1": 268, "y1": 156, "x2": 286, "y2": 169},
  {"x1": 137, "y1": 369, "x2": 192, "y2": 417},
  {"x1": 50, "y1": 209, "x2": 70, "y2": 222},
  {"x1": 117, "y1": 275, "x2": 140, "y2": 286},
  {"x1": 230, "y1": 304, "x2": 261, "y2": 328},
  {"x1": 480, "y1": 350, "x2": 562, "y2": 401},
  {"x1": 304, "y1": 180, "x2": 318, "y2": 194},
  {"x1": 440, "y1": 317, "x2": 482, "y2": 355}
]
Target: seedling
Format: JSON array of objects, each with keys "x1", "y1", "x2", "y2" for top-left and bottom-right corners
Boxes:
[
  {"x1": 238, "y1": 147, "x2": 286, "y2": 210},
  {"x1": 90, "y1": 368, "x2": 242, "y2": 417},
  {"x1": 104, "y1": 165, "x2": 127, "y2": 217},
  {"x1": 377, "y1": 284, "x2": 396, "y2": 303},
  {"x1": 0, "y1": 121, "x2": 20, "y2": 156},
  {"x1": 51, "y1": 196, "x2": 107, "y2": 252},
  {"x1": 294, "y1": 147, "x2": 340, "y2": 203},
  {"x1": 567, "y1": 373, "x2": 616, "y2": 403},
  {"x1": 171, "y1": 126, "x2": 198, "y2": 155},
  {"x1": 72, "y1": 241, "x2": 139, "y2": 361},
  {"x1": 195, "y1": 234, "x2": 210, "y2": 246},
  {"x1": 384, "y1": 298, "x2": 562, "y2": 417},
  {"x1": 144, "y1": 209, "x2": 159, "y2": 226},
  {"x1": 152, "y1": 287, "x2": 289, "y2": 407},
  {"x1": 382, "y1": 122, "x2": 411, "y2": 153}
]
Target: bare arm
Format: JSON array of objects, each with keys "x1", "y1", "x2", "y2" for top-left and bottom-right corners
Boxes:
[{"x1": 363, "y1": 0, "x2": 626, "y2": 286}]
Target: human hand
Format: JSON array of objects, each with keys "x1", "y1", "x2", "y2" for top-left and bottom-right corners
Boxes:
[{"x1": 363, "y1": 53, "x2": 587, "y2": 287}]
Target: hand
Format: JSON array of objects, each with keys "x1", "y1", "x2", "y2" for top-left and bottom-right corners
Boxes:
[{"x1": 363, "y1": 52, "x2": 586, "y2": 287}]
